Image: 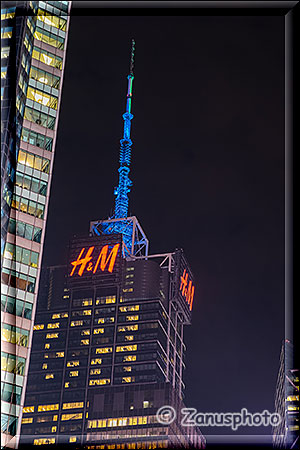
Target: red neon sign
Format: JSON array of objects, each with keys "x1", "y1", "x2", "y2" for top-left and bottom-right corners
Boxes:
[
  {"x1": 70, "y1": 244, "x2": 120, "y2": 277},
  {"x1": 180, "y1": 269, "x2": 194, "y2": 311}
]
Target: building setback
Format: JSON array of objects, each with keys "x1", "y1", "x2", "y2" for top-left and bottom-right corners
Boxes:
[
  {"x1": 20, "y1": 231, "x2": 205, "y2": 448},
  {"x1": 1, "y1": 1, "x2": 71, "y2": 447}
]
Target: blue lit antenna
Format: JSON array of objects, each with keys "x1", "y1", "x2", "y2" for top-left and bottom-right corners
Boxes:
[
  {"x1": 91, "y1": 40, "x2": 149, "y2": 258},
  {"x1": 114, "y1": 39, "x2": 135, "y2": 219}
]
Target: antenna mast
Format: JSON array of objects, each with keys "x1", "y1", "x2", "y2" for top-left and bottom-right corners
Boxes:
[{"x1": 114, "y1": 39, "x2": 135, "y2": 219}]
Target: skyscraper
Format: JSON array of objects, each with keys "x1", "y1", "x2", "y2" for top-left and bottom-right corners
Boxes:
[
  {"x1": 1, "y1": 2, "x2": 71, "y2": 447},
  {"x1": 20, "y1": 41, "x2": 205, "y2": 448}
]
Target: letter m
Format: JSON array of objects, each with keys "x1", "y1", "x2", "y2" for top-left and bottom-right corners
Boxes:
[{"x1": 93, "y1": 244, "x2": 120, "y2": 274}]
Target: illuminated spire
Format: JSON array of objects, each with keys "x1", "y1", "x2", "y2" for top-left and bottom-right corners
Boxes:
[{"x1": 114, "y1": 39, "x2": 135, "y2": 219}]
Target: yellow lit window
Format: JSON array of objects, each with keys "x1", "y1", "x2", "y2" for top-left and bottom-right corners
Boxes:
[
  {"x1": 288, "y1": 406, "x2": 299, "y2": 411},
  {"x1": 65, "y1": 382, "x2": 69, "y2": 388},
  {"x1": 62, "y1": 402, "x2": 84, "y2": 410},
  {"x1": 91, "y1": 358, "x2": 102, "y2": 365},
  {"x1": 124, "y1": 355, "x2": 136, "y2": 362},
  {"x1": 38, "y1": 404, "x2": 59, "y2": 412},
  {"x1": 69, "y1": 371, "x2": 78, "y2": 377},
  {"x1": 53, "y1": 415, "x2": 58, "y2": 421},
  {"x1": 120, "y1": 305, "x2": 139, "y2": 312},
  {"x1": 94, "y1": 328, "x2": 104, "y2": 334},
  {"x1": 96, "y1": 347, "x2": 112, "y2": 354},
  {"x1": 45, "y1": 344, "x2": 50, "y2": 349},
  {"x1": 124, "y1": 366, "x2": 132, "y2": 372},
  {"x1": 46, "y1": 333, "x2": 59, "y2": 339},
  {"x1": 42, "y1": 363, "x2": 48, "y2": 370},
  {"x1": 118, "y1": 324, "x2": 138, "y2": 332},
  {"x1": 33, "y1": 324, "x2": 44, "y2": 330},
  {"x1": 123, "y1": 288, "x2": 133, "y2": 293},
  {"x1": 22, "y1": 417, "x2": 33, "y2": 424},
  {"x1": 125, "y1": 335, "x2": 134, "y2": 341},
  {"x1": 33, "y1": 438, "x2": 55, "y2": 445},
  {"x1": 71, "y1": 320, "x2": 83, "y2": 327},
  {"x1": 82, "y1": 309, "x2": 91, "y2": 315},
  {"x1": 81, "y1": 339, "x2": 89, "y2": 345},
  {"x1": 81, "y1": 329, "x2": 90, "y2": 336},
  {"x1": 51, "y1": 426, "x2": 57, "y2": 432},
  {"x1": 67, "y1": 360, "x2": 79, "y2": 367},
  {"x1": 56, "y1": 352, "x2": 64, "y2": 357},
  {"x1": 52, "y1": 313, "x2": 68, "y2": 319},
  {"x1": 23, "y1": 406, "x2": 34, "y2": 413},
  {"x1": 90, "y1": 368, "x2": 101, "y2": 375},
  {"x1": 122, "y1": 377, "x2": 134, "y2": 383},
  {"x1": 1, "y1": 12, "x2": 15, "y2": 20},
  {"x1": 116, "y1": 345, "x2": 137, "y2": 352},
  {"x1": 61, "y1": 413, "x2": 83, "y2": 421},
  {"x1": 89, "y1": 378, "x2": 110, "y2": 386},
  {"x1": 287, "y1": 395, "x2": 299, "y2": 402},
  {"x1": 126, "y1": 315, "x2": 139, "y2": 321},
  {"x1": 69, "y1": 437, "x2": 77, "y2": 443},
  {"x1": 82, "y1": 299, "x2": 93, "y2": 306},
  {"x1": 47, "y1": 322, "x2": 59, "y2": 329},
  {"x1": 45, "y1": 373, "x2": 54, "y2": 379}
]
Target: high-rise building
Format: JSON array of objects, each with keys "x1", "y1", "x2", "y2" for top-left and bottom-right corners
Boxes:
[
  {"x1": 273, "y1": 340, "x2": 299, "y2": 449},
  {"x1": 20, "y1": 40, "x2": 205, "y2": 448},
  {"x1": 1, "y1": 2, "x2": 71, "y2": 447}
]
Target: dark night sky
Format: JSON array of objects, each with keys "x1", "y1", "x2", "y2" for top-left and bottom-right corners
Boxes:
[{"x1": 42, "y1": 9, "x2": 285, "y2": 445}]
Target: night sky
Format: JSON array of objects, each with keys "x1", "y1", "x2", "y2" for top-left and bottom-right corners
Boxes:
[{"x1": 42, "y1": 8, "x2": 285, "y2": 446}]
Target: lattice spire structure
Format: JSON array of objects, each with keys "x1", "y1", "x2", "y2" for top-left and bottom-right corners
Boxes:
[{"x1": 114, "y1": 39, "x2": 135, "y2": 219}]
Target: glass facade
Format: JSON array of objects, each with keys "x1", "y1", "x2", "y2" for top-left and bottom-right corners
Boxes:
[
  {"x1": 1, "y1": 1, "x2": 71, "y2": 447},
  {"x1": 20, "y1": 234, "x2": 205, "y2": 448}
]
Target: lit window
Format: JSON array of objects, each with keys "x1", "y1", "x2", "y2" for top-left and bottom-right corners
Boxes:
[
  {"x1": 38, "y1": 404, "x2": 59, "y2": 412},
  {"x1": 67, "y1": 361, "x2": 79, "y2": 368},
  {"x1": 52, "y1": 313, "x2": 68, "y2": 319},
  {"x1": 65, "y1": 382, "x2": 69, "y2": 388},
  {"x1": 69, "y1": 371, "x2": 79, "y2": 377},
  {"x1": 91, "y1": 358, "x2": 102, "y2": 365},
  {"x1": 47, "y1": 322, "x2": 59, "y2": 329},
  {"x1": 125, "y1": 335, "x2": 134, "y2": 341},
  {"x1": 33, "y1": 324, "x2": 44, "y2": 330},
  {"x1": 90, "y1": 368, "x2": 101, "y2": 375},
  {"x1": 116, "y1": 345, "x2": 137, "y2": 352},
  {"x1": 56, "y1": 352, "x2": 64, "y2": 357},
  {"x1": 143, "y1": 401, "x2": 149, "y2": 408},
  {"x1": 23, "y1": 406, "x2": 34, "y2": 413},
  {"x1": 22, "y1": 417, "x2": 33, "y2": 424},
  {"x1": 33, "y1": 438, "x2": 55, "y2": 445},
  {"x1": 287, "y1": 395, "x2": 299, "y2": 402},
  {"x1": 61, "y1": 413, "x2": 83, "y2": 421},
  {"x1": 124, "y1": 355, "x2": 137, "y2": 362},
  {"x1": 120, "y1": 305, "x2": 139, "y2": 312},
  {"x1": 81, "y1": 329, "x2": 90, "y2": 336},
  {"x1": 46, "y1": 333, "x2": 59, "y2": 339},
  {"x1": 62, "y1": 402, "x2": 84, "y2": 410},
  {"x1": 126, "y1": 315, "x2": 139, "y2": 321},
  {"x1": 122, "y1": 377, "x2": 134, "y2": 383},
  {"x1": 45, "y1": 373, "x2": 54, "y2": 379},
  {"x1": 81, "y1": 339, "x2": 89, "y2": 345},
  {"x1": 82, "y1": 299, "x2": 93, "y2": 306},
  {"x1": 118, "y1": 325, "x2": 138, "y2": 332},
  {"x1": 124, "y1": 366, "x2": 132, "y2": 372},
  {"x1": 45, "y1": 344, "x2": 50, "y2": 349},
  {"x1": 83, "y1": 309, "x2": 92, "y2": 315},
  {"x1": 95, "y1": 347, "x2": 112, "y2": 354},
  {"x1": 69, "y1": 437, "x2": 77, "y2": 443},
  {"x1": 93, "y1": 328, "x2": 104, "y2": 334},
  {"x1": 42, "y1": 363, "x2": 48, "y2": 370},
  {"x1": 51, "y1": 426, "x2": 57, "y2": 432},
  {"x1": 71, "y1": 320, "x2": 83, "y2": 327},
  {"x1": 89, "y1": 379, "x2": 110, "y2": 386}
]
